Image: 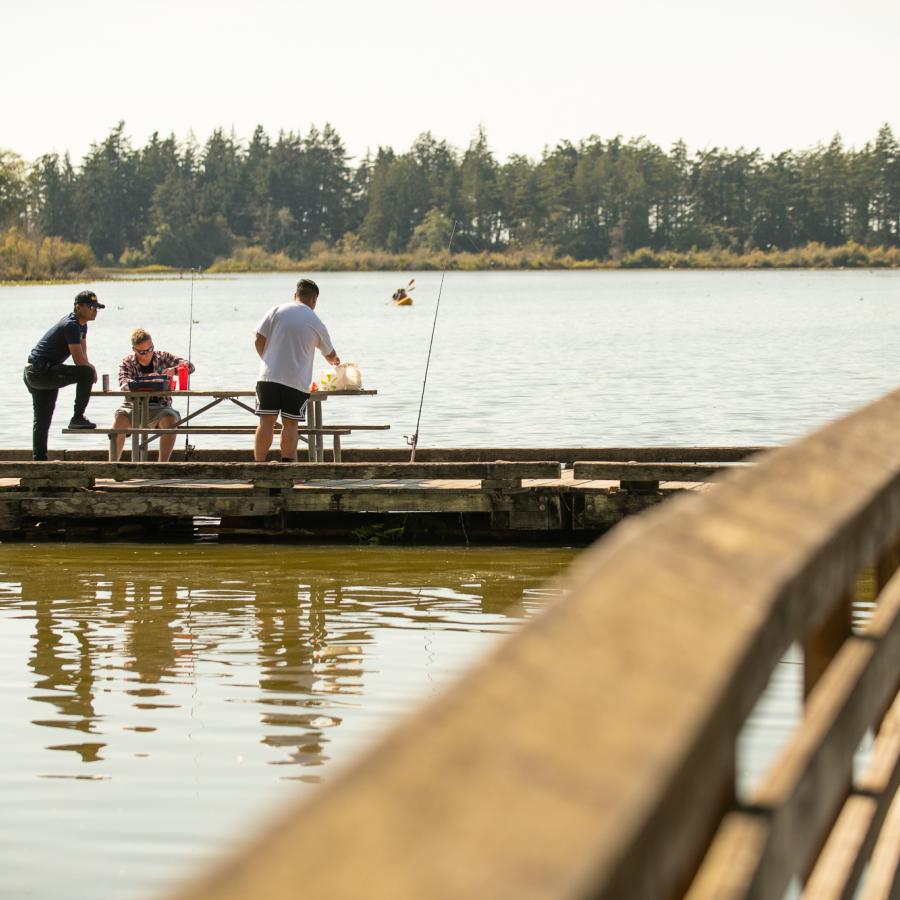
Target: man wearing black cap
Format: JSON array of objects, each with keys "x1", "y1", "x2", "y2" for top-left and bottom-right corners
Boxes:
[{"x1": 24, "y1": 289, "x2": 104, "y2": 460}]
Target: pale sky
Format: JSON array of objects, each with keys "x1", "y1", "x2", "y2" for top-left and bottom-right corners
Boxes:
[{"x1": 4, "y1": 0, "x2": 898, "y2": 165}]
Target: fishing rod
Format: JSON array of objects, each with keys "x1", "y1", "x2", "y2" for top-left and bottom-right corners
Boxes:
[
  {"x1": 183, "y1": 267, "x2": 198, "y2": 457},
  {"x1": 406, "y1": 220, "x2": 457, "y2": 463}
]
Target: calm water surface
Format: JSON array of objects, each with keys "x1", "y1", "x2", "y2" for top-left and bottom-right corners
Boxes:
[
  {"x1": 0, "y1": 544, "x2": 574, "y2": 900},
  {"x1": 2, "y1": 271, "x2": 895, "y2": 898},
  {"x1": 3, "y1": 269, "x2": 899, "y2": 450}
]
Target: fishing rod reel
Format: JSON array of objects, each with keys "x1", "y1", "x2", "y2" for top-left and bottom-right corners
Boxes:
[{"x1": 404, "y1": 433, "x2": 419, "y2": 463}]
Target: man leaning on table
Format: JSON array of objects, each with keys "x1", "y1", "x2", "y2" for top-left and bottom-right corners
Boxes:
[
  {"x1": 253, "y1": 278, "x2": 340, "y2": 462},
  {"x1": 23, "y1": 289, "x2": 103, "y2": 461},
  {"x1": 113, "y1": 328, "x2": 195, "y2": 463}
]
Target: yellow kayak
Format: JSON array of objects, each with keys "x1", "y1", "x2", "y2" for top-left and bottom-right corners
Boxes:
[{"x1": 393, "y1": 296, "x2": 413, "y2": 306}]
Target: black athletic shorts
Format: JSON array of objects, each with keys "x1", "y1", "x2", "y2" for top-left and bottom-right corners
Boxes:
[{"x1": 255, "y1": 381, "x2": 308, "y2": 421}]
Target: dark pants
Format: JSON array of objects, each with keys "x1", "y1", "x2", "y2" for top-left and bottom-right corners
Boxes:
[{"x1": 23, "y1": 362, "x2": 94, "y2": 460}]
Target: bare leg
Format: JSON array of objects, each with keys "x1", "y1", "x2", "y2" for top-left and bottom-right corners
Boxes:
[
  {"x1": 280, "y1": 418, "x2": 299, "y2": 461},
  {"x1": 113, "y1": 412, "x2": 131, "y2": 461},
  {"x1": 254, "y1": 414, "x2": 277, "y2": 461},
  {"x1": 157, "y1": 413, "x2": 180, "y2": 462}
]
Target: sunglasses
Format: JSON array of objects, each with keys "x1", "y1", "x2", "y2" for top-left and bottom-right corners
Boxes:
[{"x1": 133, "y1": 346, "x2": 155, "y2": 355}]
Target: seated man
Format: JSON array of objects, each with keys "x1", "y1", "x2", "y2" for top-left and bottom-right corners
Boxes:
[{"x1": 114, "y1": 328, "x2": 195, "y2": 462}]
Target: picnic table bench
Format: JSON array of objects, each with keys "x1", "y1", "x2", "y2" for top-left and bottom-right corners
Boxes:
[
  {"x1": 63, "y1": 388, "x2": 384, "y2": 461},
  {"x1": 60, "y1": 426, "x2": 386, "y2": 462}
]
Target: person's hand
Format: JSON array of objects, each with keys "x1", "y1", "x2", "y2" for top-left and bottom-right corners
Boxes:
[{"x1": 163, "y1": 367, "x2": 175, "y2": 376}]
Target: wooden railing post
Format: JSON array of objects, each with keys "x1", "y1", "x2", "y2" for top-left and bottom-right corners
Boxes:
[
  {"x1": 875, "y1": 536, "x2": 900, "y2": 593},
  {"x1": 875, "y1": 537, "x2": 900, "y2": 727},
  {"x1": 804, "y1": 591, "x2": 854, "y2": 700},
  {"x1": 801, "y1": 592, "x2": 854, "y2": 885}
]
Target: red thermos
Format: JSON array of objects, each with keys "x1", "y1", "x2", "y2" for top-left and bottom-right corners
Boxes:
[{"x1": 177, "y1": 361, "x2": 189, "y2": 390}]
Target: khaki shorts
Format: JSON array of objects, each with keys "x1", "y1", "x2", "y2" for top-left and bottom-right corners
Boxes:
[{"x1": 115, "y1": 404, "x2": 182, "y2": 426}]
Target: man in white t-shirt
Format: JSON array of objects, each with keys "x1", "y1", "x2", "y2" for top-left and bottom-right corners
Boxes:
[{"x1": 253, "y1": 278, "x2": 340, "y2": 461}]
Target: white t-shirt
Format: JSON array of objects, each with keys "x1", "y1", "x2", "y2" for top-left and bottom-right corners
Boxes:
[{"x1": 255, "y1": 302, "x2": 335, "y2": 392}]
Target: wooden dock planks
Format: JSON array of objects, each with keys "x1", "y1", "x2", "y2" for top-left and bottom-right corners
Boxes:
[{"x1": 0, "y1": 454, "x2": 741, "y2": 540}]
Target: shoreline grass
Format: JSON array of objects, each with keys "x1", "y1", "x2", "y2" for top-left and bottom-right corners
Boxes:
[
  {"x1": 202, "y1": 241, "x2": 900, "y2": 273},
  {"x1": 3, "y1": 237, "x2": 900, "y2": 284}
]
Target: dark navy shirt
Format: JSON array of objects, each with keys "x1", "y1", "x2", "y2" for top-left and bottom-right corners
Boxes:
[{"x1": 29, "y1": 313, "x2": 87, "y2": 365}]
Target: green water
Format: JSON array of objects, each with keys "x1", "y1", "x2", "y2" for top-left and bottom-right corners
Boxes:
[{"x1": 0, "y1": 543, "x2": 575, "y2": 900}]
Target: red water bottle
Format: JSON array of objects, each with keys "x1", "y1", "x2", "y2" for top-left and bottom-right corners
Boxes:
[{"x1": 177, "y1": 361, "x2": 189, "y2": 390}]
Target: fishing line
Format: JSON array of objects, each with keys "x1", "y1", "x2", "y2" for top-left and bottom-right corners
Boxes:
[
  {"x1": 407, "y1": 219, "x2": 457, "y2": 463},
  {"x1": 183, "y1": 268, "x2": 198, "y2": 457}
]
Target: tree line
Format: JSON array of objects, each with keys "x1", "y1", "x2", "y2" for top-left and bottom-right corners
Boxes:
[{"x1": 1, "y1": 122, "x2": 899, "y2": 269}]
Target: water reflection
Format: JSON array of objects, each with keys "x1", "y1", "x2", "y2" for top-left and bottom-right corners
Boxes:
[
  {"x1": 255, "y1": 583, "x2": 359, "y2": 774},
  {"x1": 0, "y1": 544, "x2": 574, "y2": 900},
  {"x1": 28, "y1": 581, "x2": 103, "y2": 763},
  {"x1": 5, "y1": 545, "x2": 573, "y2": 781}
]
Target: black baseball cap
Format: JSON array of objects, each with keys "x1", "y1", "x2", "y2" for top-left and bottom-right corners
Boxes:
[{"x1": 74, "y1": 290, "x2": 105, "y2": 309}]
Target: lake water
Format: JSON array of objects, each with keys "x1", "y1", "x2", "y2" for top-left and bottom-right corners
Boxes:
[
  {"x1": 2, "y1": 271, "x2": 895, "y2": 898},
  {"x1": 4, "y1": 269, "x2": 900, "y2": 451},
  {"x1": 0, "y1": 544, "x2": 575, "y2": 900}
]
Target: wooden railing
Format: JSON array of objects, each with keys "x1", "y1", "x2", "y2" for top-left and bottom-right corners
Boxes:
[{"x1": 169, "y1": 392, "x2": 900, "y2": 900}]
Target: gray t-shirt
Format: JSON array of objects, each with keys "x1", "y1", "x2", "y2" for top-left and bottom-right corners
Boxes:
[{"x1": 255, "y1": 302, "x2": 334, "y2": 392}]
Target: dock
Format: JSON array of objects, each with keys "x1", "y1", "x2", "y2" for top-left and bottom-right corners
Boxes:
[{"x1": 0, "y1": 446, "x2": 763, "y2": 542}]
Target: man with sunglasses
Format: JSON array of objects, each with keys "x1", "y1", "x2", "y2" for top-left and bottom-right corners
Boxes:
[
  {"x1": 24, "y1": 289, "x2": 104, "y2": 460},
  {"x1": 113, "y1": 329, "x2": 195, "y2": 462}
]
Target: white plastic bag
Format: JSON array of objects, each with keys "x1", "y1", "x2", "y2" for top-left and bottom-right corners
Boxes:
[{"x1": 334, "y1": 363, "x2": 362, "y2": 390}]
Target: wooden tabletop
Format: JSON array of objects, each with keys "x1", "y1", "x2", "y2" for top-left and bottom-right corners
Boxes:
[{"x1": 91, "y1": 389, "x2": 378, "y2": 398}]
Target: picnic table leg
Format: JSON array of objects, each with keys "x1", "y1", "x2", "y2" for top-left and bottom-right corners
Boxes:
[
  {"x1": 108, "y1": 434, "x2": 116, "y2": 462},
  {"x1": 313, "y1": 399, "x2": 325, "y2": 463},
  {"x1": 137, "y1": 397, "x2": 151, "y2": 461},
  {"x1": 130, "y1": 398, "x2": 142, "y2": 462},
  {"x1": 332, "y1": 433, "x2": 342, "y2": 463}
]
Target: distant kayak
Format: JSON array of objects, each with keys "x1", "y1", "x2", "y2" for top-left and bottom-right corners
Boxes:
[{"x1": 392, "y1": 280, "x2": 414, "y2": 306}]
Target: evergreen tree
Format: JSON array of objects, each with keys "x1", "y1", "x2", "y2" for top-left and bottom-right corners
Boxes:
[
  {"x1": 460, "y1": 127, "x2": 502, "y2": 249},
  {"x1": 29, "y1": 153, "x2": 77, "y2": 238},
  {"x1": 0, "y1": 150, "x2": 27, "y2": 228},
  {"x1": 76, "y1": 122, "x2": 141, "y2": 261},
  {"x1": 12, "y1": 121, "x2": 900, "y2": 265}
]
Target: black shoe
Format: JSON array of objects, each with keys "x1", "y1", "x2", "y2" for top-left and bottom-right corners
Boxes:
[{"x1": 68, "y1": 415, "x2": 97, "y2": 430}]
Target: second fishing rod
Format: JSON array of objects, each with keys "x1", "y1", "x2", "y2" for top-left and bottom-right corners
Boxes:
[{"x1": 407, "y1": 220, "x2": 458, "y2": 463}]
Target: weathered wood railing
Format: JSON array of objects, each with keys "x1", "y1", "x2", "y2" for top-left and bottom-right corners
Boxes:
[{"x1": 163, "y1": 389, "x2": 900, "y2": 900}]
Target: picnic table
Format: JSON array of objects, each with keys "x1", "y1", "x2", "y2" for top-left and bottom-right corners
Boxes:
[{"x1": 63, "y1": 388, "x2": 383, "y2": 462}]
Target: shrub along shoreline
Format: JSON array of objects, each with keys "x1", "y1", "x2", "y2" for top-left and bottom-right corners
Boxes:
[
  {"x1": 3, "y1": 232, "x2": 900, "y2": 283},
  {"x1": 205, "y1": 241, "x2": 900, "y2": 273}
]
